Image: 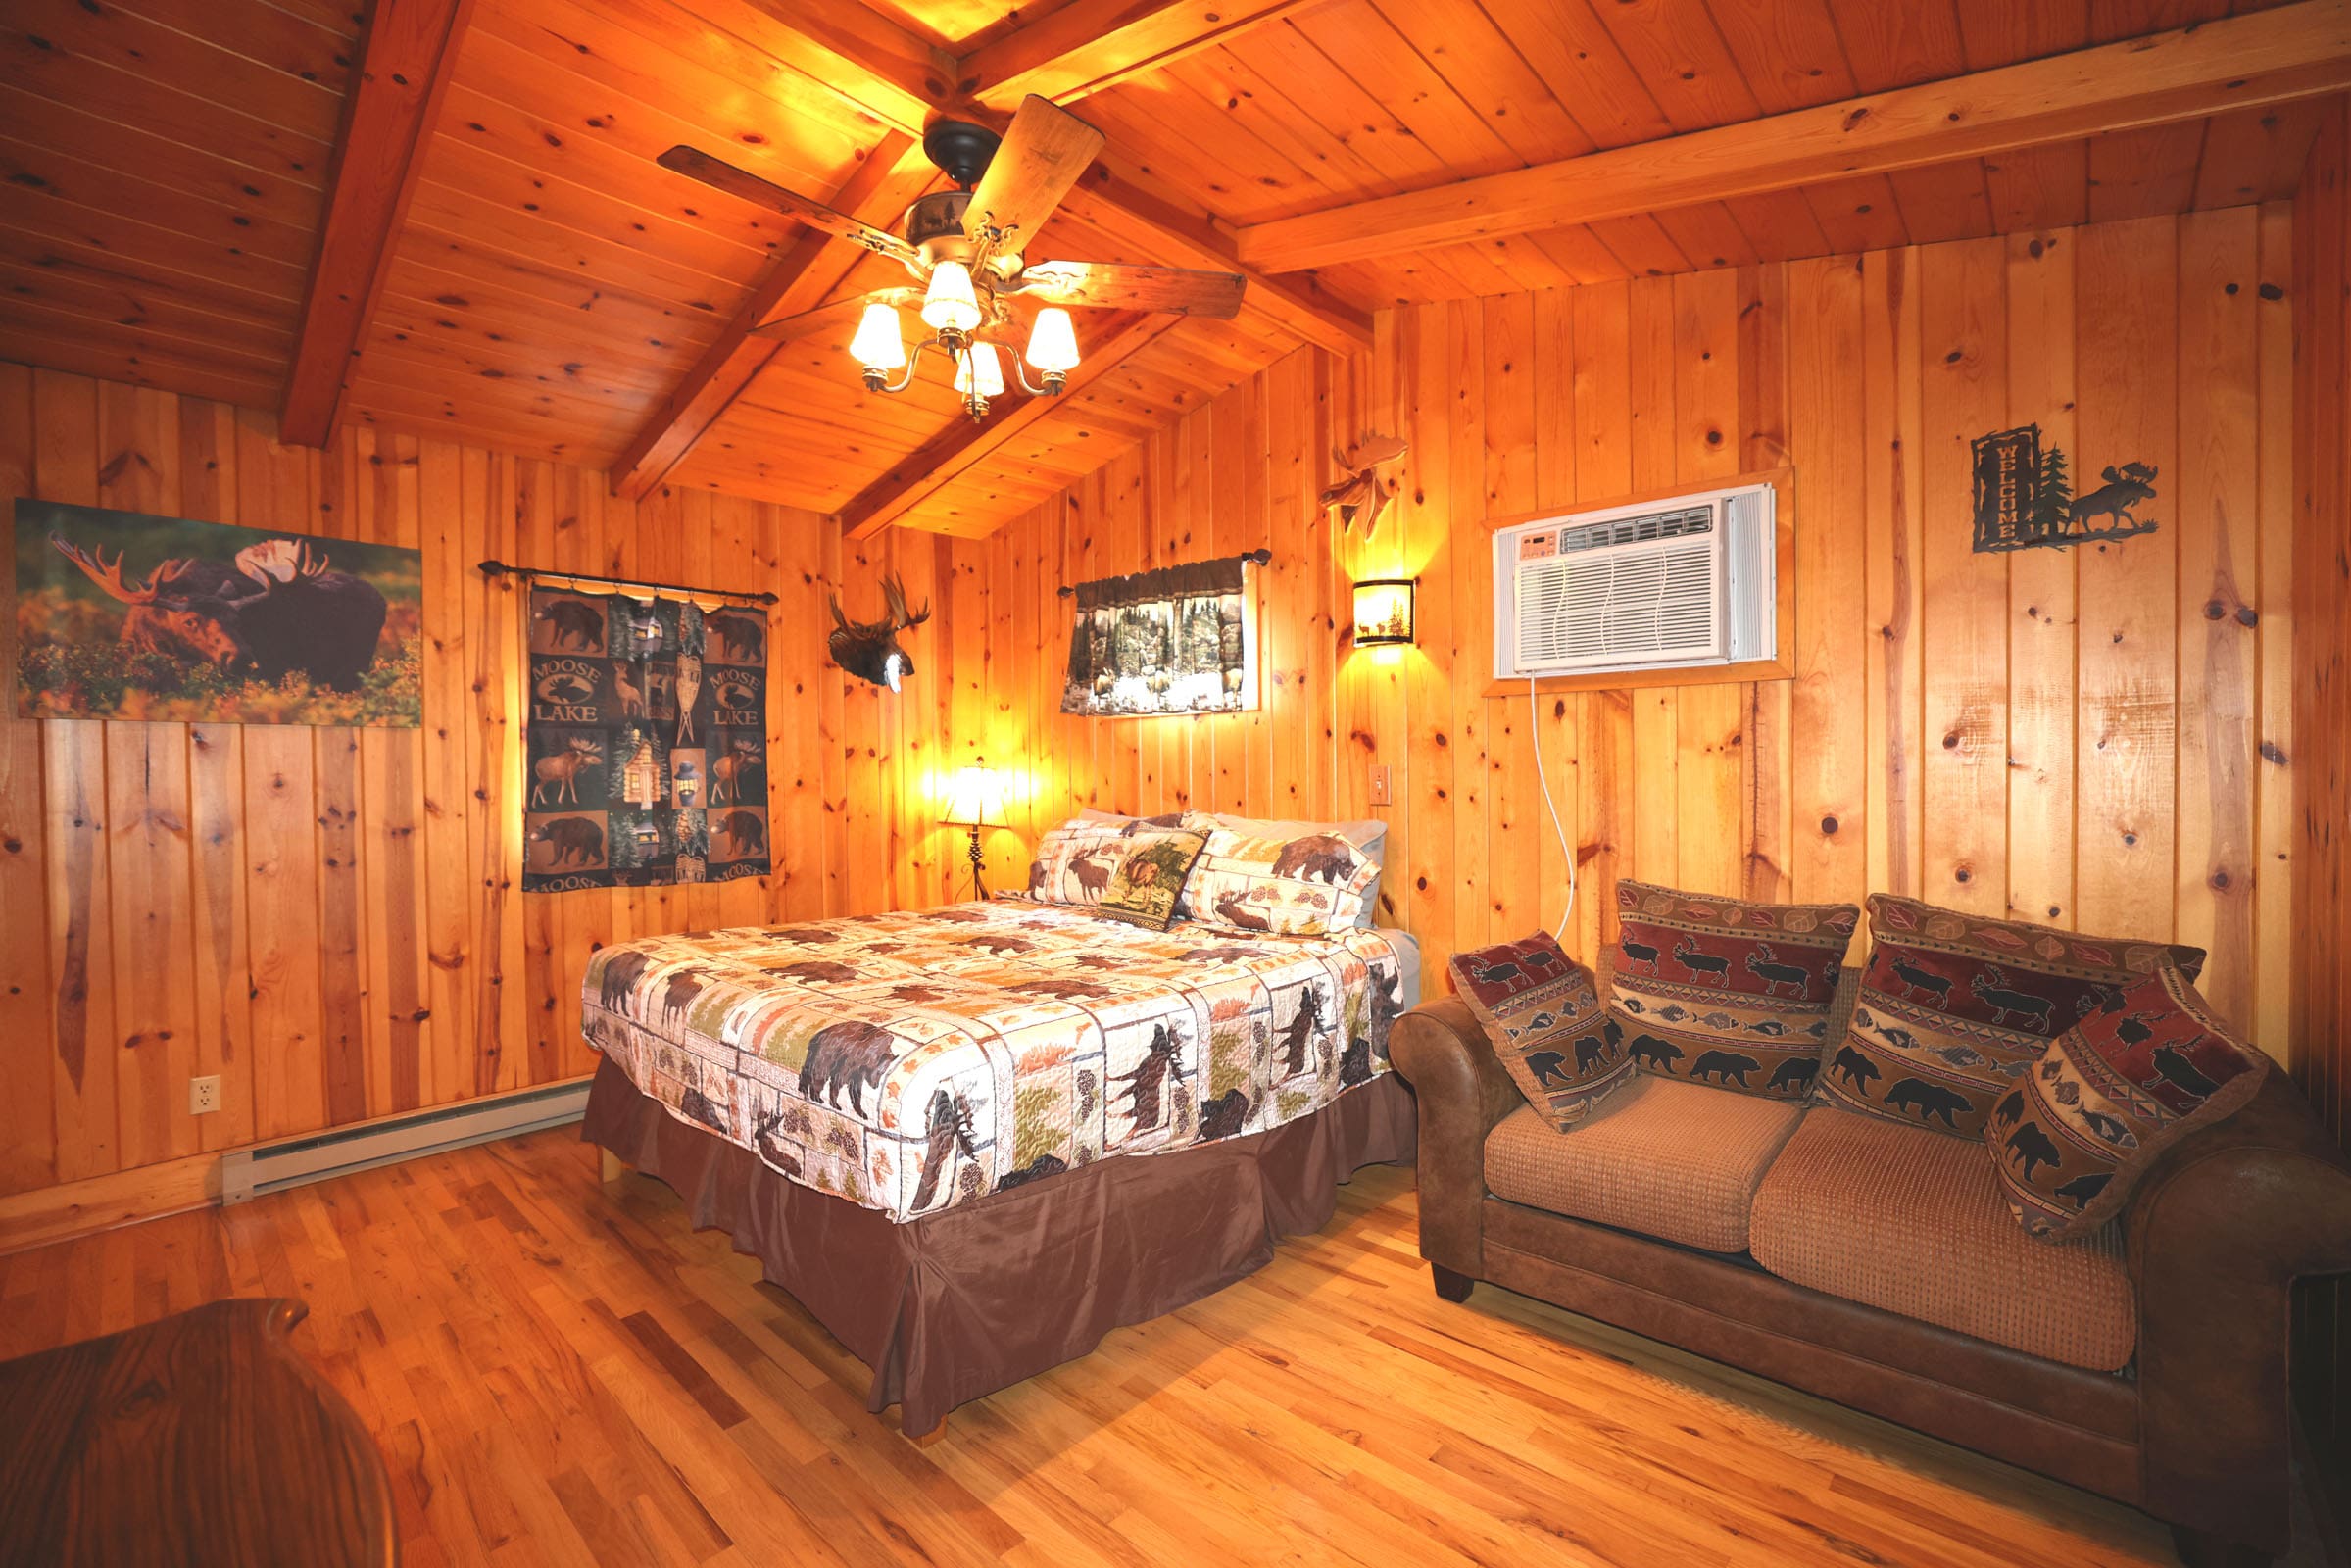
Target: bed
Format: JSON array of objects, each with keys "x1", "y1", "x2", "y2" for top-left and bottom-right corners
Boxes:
[{"x1": 577, "y1": 897, "x2": 1420, "y2": 1436}]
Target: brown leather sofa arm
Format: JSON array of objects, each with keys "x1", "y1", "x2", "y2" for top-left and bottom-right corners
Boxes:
[
  {"x1": 2122, "y1": 1071, "x2": 2351, "y2": 1562},
  {"x1": 1389, "y1": 997, "x2": 1525, "y2": 1281}
]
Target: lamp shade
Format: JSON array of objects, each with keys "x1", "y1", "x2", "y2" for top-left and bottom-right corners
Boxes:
[
  {"x1": 920, "y1": 259, "x2": 983, "y2": 333},
  {"x1": 849, "y1": 302, "x2": 906, "y2": 370},
  {"x1": 940, "y1": 765, "x2": 1009, "y2": 828},
  {"x1": 954, "y1": 342, "x2": 1005, "y2": 398},
  {"x1": 1352, "y1": 578, "x2": 1416, "y2": 647},
  {"x1": 1024, "y1": 307, "x2": 1081, "y2": 373}
]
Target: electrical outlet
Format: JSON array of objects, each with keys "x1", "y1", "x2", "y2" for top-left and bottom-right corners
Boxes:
[
  {"x1": 1368, "y1": 764, "x2": 1393, "y2": 806},
  {"x1": 188, "y1": 1075, "x2": 221, "y2": 1116}
]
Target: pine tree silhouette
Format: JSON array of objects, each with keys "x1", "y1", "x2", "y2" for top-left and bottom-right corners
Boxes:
[{"x1": 2033, "y1": 444, "x2": 2073, "y2": 539}]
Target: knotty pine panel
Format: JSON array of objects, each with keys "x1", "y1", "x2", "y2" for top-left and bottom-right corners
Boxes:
[
  {"x1": 956, "y1": 211, "x2": 2299, "y2": 1049},
  {"x1": 0, "y1": 365, "x2": 973, "y2": 1198}
]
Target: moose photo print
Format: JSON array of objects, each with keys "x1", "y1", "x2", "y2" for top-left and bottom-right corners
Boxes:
[
  {"x1": 523, "y1": 585, "x2": 770, "y2": 893},
  {"x1": 15, "y1": 499, "x2": 422, "y2": 725}
]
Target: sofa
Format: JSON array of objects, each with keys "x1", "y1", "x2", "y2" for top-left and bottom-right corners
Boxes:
[{"x1": 1391, "y1": 972, "x2": 2351, "y2": 1567}]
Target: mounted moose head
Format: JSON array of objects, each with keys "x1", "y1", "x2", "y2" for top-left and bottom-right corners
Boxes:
[
  {"x1": 828, "y1": 572, "x2": 931, "y2": 692},
  {"x1": 51, "y1": 534, "x2": 390, "y2": 691}
]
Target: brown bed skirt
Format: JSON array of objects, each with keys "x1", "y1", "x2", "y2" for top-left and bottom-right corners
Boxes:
[{"x1": 579, "y1": 1057, "x2": 1417, "y2": 1435}]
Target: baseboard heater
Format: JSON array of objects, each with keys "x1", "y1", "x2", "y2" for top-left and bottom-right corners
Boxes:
[{"x1": 219, "y1": 1080, "x2": 592, "y2": 1204}]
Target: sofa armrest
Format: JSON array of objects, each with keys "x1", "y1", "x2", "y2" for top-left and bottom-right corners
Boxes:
[
  {"x1": 1388, "y1": 997, "x2": 1526, "y2": 1277},
  {"x1": 2125, "y1": 1070, "x2": 2351, "y2": 1555}
]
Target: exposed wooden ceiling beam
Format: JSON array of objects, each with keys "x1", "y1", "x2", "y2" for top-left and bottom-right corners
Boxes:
[
  {"x1": 1058, "y1": 168, "x2": 1370, "y2": 358},
  {"x1": 281, "y1": 0, "x2": 474, "y2": 448},
  {"x1": 957, "y1": 0, "x2": 1323, "y2": 108},
  {"x1": 843, "y1": 314, "x2": 1179, "y2": 539},
  {"x1": 1235, "y1": 0, "x2": 2351, "y2": 272},
  {"x1": 610, "y1": 134, "x2": 936, "y2": 501},
  {"x1": 730, "y1": 0, "x2": 956, "y2": 132}
]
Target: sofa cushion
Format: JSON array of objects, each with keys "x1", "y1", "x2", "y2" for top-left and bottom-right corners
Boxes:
[
  {"x1": 1485, "y1": 1075, "x2": 1807, "y2": 1251},
  {"x1": 1988, "y1": 960, "x2": 2269, "y2": 1242},
  {"x1": 1449, "y1": 934, "x2": 1634, "y2": 1130},
  {"x1": 1819, "y1": 893, "x2": 2208, "y2": 1141},
  {"x1": 1750, "y1": 1105, "x2": 2135, "y2": 1371},
  {"x1": 1602, "y1": 879, "x2": 1860, "y2": 1101}
]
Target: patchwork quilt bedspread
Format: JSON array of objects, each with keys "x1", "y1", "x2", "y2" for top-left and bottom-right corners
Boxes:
[{"x1": 581, "y1": 900, "x2": 1408, "y2": 1222}]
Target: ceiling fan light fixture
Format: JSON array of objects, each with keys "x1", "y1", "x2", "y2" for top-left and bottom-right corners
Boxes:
[
  {"x1": 1025, "y1": 306, "x2": 1080, "y2": 379},
  {"x1": 954, "y1": 342, "x2": 1005, "y2": 401},
  {"x1": 850, "y1": 302, "x2": 907, "y2": 374},
  {"x1": 920, "y1": 259, "x2": 983, "y2": 334}
]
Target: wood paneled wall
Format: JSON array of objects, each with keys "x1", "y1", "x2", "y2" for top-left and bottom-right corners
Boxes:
[
  {"x1": 2292, "y1": 98, "x2": 2351, "y2": 1545},
  {"x1": 965, "y1": 209, "x2": 2300, "y2": 1057},
  {"x1": 0, "y1": 365, "x2": 984, "y2": 1199}
]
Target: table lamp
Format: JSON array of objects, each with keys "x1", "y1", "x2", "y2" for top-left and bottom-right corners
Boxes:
[{"x1": 940, "y1": 765, "x2": 1010, "y2": 901}]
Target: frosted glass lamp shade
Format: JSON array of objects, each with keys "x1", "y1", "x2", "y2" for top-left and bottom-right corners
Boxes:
[
  {"x1": 954, "y1": 342, "x2": 1005, "y2": 398},
  {"x1": 940, "y1": 766, "x2": 1009, "y2": 828},
  {"x1": 1025, "y1": 307, "x2": 1081, "y2": 373},
  {"x1": 920, "y1": 260, "x2": 983, "y2": 333},
  {"x1": 849, "y1": 303, "x2": 906, "y2": 370}
]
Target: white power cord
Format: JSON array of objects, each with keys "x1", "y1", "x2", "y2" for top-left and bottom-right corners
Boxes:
[{"x1": 1528, "y1": 676, "x2": 1578, "y2": 942}]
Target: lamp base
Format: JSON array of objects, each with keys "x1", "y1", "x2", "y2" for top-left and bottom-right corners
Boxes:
[{"x1": 966, "y1": 824, "x2": 988, "y2": 902}]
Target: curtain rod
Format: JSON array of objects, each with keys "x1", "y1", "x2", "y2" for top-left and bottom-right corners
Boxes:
[
  {"x1": 476, "y1": 559, "x2": 779, "y2": 607},
  {"x1": 1055, "y1": 549, "x2": 1270, "y2": 598}
]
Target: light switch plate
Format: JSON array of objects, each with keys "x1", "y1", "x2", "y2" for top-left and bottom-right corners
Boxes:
[{"x1": 1369, "y1": 764, "x2": 1392, "y2": 806}]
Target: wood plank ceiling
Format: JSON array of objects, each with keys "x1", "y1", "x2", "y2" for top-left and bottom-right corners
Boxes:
[{"x1": 0, "y1": 0, "x2": 2333, "y2": 538}]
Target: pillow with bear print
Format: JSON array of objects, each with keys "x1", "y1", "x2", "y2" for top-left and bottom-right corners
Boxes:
[
  {"x1": 1986, "y1": 959, "x2": 2266, "y2": 1242},
  {"x1": 1184, "y1": 825, "x2": 1383, "y2": 937},
  {"x1": 1820, "y1": 894, "x2": 2208, "y2": 1140},
  {"x1": 1448, "y1": 934, "x2": 1633, "y2": 1131},
  {"x1": 1601, "y1": 880, "x2": 1860, "y2": 1101}
]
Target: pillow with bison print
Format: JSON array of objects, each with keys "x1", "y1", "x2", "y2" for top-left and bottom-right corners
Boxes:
[
  {"x1": 1986, "y1": 960, "x2": 2266, "y2": 1242},
  {"x1": 1184, "y1": 825, "x2": 1383, "y2": 937},
  {"x1": 1448, "y1": 934, "x2": 1632, "y2": 1131},
  {"x1": 1821, "y1": 894, "x2": 2208, "y2": 1140},
  {"x1": 1601, "y1": 881, "x2": 1859, "y2": 1101},
  {"x1": 1092, "y1": 829, "x2": 1210, "y2": 931}
]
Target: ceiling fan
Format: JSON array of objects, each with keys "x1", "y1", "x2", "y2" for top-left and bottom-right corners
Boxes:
[{"x1": 658, "y1": 96, "x2": 1247, "y2": 419}]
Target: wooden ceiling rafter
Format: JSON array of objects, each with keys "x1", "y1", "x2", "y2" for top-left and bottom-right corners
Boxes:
[
  {"x1": 1233, "y1": 0, "x2": 2351, "y2": 272},
  {"x1": 280, "y1": 0, "x2": 477, "y2": 447},
  {"x1": 955, "y1": 0, "x2": 1328, "y2": 108},
  {"x1": 608, "y1": 130, "x2": 939, "y2": 501},
  {"x1": 841, "y1": 312, "x2": 1181, "y2": 539}
]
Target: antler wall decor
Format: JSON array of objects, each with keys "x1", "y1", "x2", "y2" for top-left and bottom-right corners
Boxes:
[
  {"x1": 1319, "y1": 434, "x2": 1408, "y2": 539},
  {"x1": 829, "y1": 572, "x2": 932, "y2": 692}
]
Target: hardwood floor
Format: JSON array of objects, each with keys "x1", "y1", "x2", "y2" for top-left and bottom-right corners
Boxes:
[{"x1": 0, "y1": 1131, "x2": 2305, "y2": 1568}]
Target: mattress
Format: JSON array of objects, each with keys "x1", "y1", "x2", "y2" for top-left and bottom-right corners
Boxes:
[{"x1": 581, "y1": 901, "x2": 1411, "y2": 1222}]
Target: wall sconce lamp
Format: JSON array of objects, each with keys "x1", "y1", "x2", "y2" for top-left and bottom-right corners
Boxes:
[
  {"x1": 1352, "y1": 578, "x2": 1417, "y2": 648},
  {"x1": 940, "y1": 765, "x2": 1010, "y2": 901}
]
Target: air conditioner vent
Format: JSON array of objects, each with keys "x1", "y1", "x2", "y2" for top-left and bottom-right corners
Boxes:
[
  {"x1": 1557, "y1": 505, "x2": 1713, "y2": 554},
  {"x1": 1493, "y1": 482, "x2": 1776, "y2": 681}
]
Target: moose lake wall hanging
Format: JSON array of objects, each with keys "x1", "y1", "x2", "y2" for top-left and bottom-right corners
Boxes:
[
  {"x1": 516, "y1": 573, "x2": 772, "y2": 893},
  {"x1": 15, "y1": 499, "x2": 423, "y2": 725},
  {"x1": 1970, "y1": 424, "x2": 2159, "y2": 553},
  {"x1": 828, "y1": 571, "x2": 931, "y2": 691}
]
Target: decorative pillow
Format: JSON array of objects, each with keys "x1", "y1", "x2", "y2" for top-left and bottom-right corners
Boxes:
[
  {"x1": 1821, "y1": 894, "x2": 2209, "y2": 1140},
  {"x1": 1092, "y1": 829, "x2": 1209, "y2": 931},
  {"x1": 1184, "y1": 825, "x2": 1382, "y2": 936},
  {"x1": 1601, "y1": 880, "x2": 1860, "y2": 1101},
  {"x1": 1023, "y1": 817, "x2": 1145, "y2": 905},
  {"x1": 1179, "y1": 812, "x2": 1390, "y2": 928},
  {"x1": 1987, "y1": 961, "x2": 2267, "y2": 1241},
  {"x1": 1448, "y1": 934, "x2": 1633, "y2": 1130}
]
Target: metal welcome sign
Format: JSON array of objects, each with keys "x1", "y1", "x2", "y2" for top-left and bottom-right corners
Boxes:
[{"x1": 1970, "y1": 423, "x2": 2160, "y2": 553}]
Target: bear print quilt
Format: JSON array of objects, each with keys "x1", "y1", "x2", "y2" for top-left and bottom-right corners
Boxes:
[{"x1": 581, "y1": 901, "x2": 1408, "y2": 1222}]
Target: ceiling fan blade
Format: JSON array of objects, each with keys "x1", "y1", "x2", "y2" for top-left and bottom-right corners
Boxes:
[
  {"x1": 658, "y1": 146, "x2": 918, "y2": 265},
  {"x1": 1013, "y1": 261, "x2": 1246, "y2": 319},
  {"x1": 963, "y1": 97, "x2": 1104, "y2": 273},
  {"x1": 748, "y1": 288, "x2": 923, "y2": 344}
]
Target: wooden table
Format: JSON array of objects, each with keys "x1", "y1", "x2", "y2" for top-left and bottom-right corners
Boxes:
[{"x1": 0, "y1": 1298, "x2": 396, "y2": 1568}]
